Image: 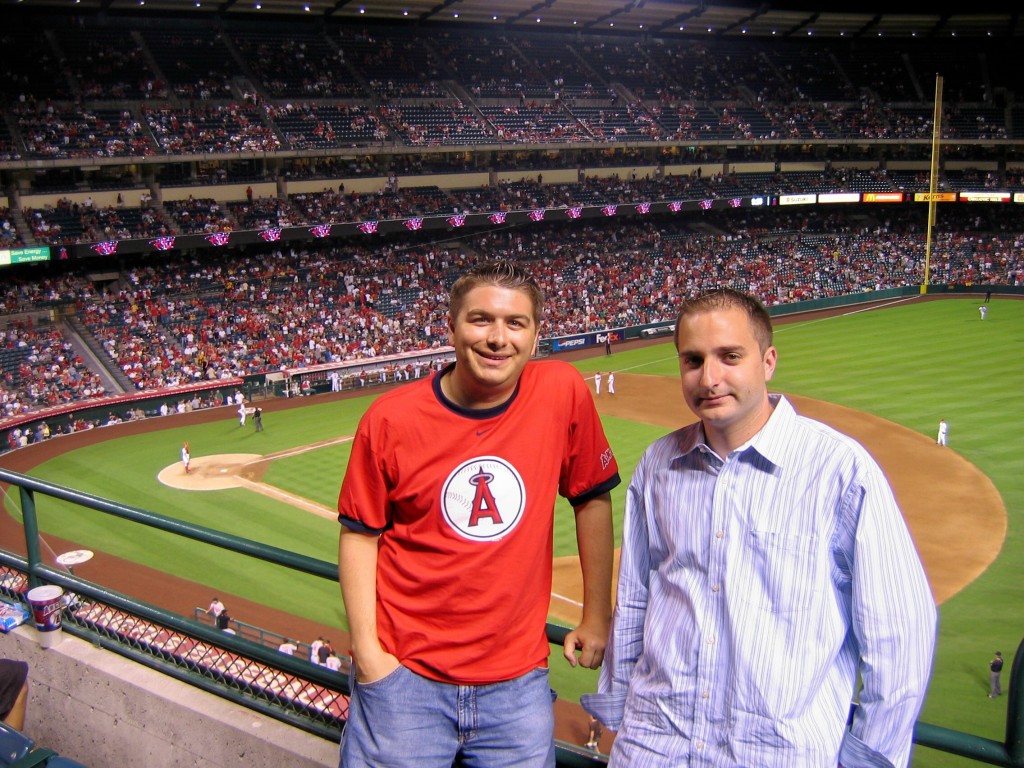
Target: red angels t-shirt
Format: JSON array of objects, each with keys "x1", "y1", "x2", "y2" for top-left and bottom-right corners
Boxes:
[{"x1": 338, "y1": 360, "x2": 620, "y2": 684}]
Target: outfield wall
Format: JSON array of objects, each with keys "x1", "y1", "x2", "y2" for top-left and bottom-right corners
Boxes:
[{"x1": 3, "y1": 627, "x2": 337, "y2": 767}]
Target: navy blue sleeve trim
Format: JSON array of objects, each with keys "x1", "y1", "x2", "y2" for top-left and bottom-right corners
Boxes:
[
  {"x1": 338, "y1": 514, "x2": 388, "y2": 535},
  {"x1": 568, "y1": 472, "x2": 621, "y2": 508}
]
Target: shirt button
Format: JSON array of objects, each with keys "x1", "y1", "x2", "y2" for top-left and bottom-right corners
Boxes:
[
  {"x1": 702, "y1": 691, "x2": 709, "y2": 699},
  {"x1": 715, "y1": 530, "x2": 724, "y2": 539},
  {"x1": 711, "y1": 584, "x2": 720, "y2": 593},
  {"x1": 696, "y1": 741, "x2": 705, "y2": 750}
]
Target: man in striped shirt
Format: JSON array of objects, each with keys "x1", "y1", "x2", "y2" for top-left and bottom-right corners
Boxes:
[{"x1": 583, "y1": 288, "x2": 936, "y2": 767}]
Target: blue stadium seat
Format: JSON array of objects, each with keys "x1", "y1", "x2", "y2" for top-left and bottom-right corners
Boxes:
[
  {"x1": 0, "y1": 723, "x2": 88, "y2": 768},
  {"x1": 0, "y1": 722, "x2": 32, "y2": 764}
]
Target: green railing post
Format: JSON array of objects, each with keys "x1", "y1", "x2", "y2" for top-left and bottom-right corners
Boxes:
[{"x1": 18, "y1": 485, "x2": 42, "y2": 590}]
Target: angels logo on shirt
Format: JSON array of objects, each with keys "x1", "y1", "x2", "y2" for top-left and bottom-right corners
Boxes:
[{"x1": 441, "y1": 456, "x2": 525, "y2": 541}]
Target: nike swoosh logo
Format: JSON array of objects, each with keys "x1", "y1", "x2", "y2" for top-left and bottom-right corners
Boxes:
[{"x1": 476, "y1": 429, "x2": 491, "y2": 436}]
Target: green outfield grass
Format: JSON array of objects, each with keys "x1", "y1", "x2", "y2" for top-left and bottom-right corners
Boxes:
[{"x1": 7, "y1": 296, "x2": 1023, "y2": 766}]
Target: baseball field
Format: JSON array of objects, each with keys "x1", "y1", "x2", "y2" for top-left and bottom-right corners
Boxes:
[{"x1": 2, "y1": 294, "x2": 1021, "y2": 765}]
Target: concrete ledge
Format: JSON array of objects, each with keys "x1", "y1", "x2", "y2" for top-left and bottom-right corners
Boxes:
[{"x1": 1, "y1": 625, "x2": 338, "y2": 767}]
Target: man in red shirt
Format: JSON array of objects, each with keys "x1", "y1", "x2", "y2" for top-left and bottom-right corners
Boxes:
[{"x1": 338, "y1": 260, "x2": 619, "y2": 767}]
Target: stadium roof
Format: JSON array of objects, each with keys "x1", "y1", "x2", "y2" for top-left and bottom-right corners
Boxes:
[{"x1": 8, "y1": 0, "x2": 1023, "y2": 38}]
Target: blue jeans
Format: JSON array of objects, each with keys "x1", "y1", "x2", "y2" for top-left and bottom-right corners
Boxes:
[{"x1": 339, "y1": 664, "x2": 556, "y2": 768}]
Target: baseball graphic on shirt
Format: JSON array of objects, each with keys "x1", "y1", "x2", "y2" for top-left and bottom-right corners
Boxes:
[{"x1": 441, "y1": 456, "x2": 526, "y2": 541}]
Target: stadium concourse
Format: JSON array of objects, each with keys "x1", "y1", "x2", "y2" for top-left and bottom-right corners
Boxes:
[{"x1": 0, "y1": 300, "x2": 1004, "y2": 751}]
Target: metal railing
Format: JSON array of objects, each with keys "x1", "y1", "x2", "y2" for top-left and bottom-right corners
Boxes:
[{"x1": 1, "y1": 466, "x2": 1021, "y2": 767}]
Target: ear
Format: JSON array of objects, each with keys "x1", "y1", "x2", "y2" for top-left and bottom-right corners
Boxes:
[{"x1": 763, "y1": 345, "x2": 778, "y2": 382}]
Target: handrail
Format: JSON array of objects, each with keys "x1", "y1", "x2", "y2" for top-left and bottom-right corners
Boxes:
[
  {"x1": 1, "y1": 466, "x2": 1021, "y2": 766},
  {"x1": 8, "y1": 470, "x2": 336, "y2": 581}
]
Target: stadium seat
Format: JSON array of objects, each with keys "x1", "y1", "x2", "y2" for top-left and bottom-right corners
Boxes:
[
  {"x1": 0, "y1": 723, "x2": 88, "y2": 768},
  {"x1": 0, "y1": 722, "x2": 32, "y2": 764}
]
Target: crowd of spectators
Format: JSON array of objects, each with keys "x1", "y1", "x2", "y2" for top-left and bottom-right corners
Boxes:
[
  {"x1": 231, "y1": 33, "x2": 357, "y2": 100},
  {"x1": 13, "y1": 104, "x2": 154, "y2": 160},
  {"x1": 270, "y1": 102, "x2": 388, "y2": 150},
  {"x1": 0, "y1": 210, "x2": 24, "y2": 249},
  {"x1": 142, "y1": 104, "x2": 281, "y2": 155},
  {"x1": 20, "y1": 163, "x2": 1024, "y2": 252},
  {"x1": 25, "y1": 197, "x2": 175, "y2": 246},
  {"x1": 0, "y1": 203, "x2": 1020, "y2": 429},
  {"x1": 8, "y1": 81, "x2": 1020, "y2": 162},
  {"x1": 2, "y1": 19, "x2": 1024, "y2": 432},
  {"x1": 227, "y1": 197, "x2": 300, "y2": 231},
  {"x1": 0, "y1": 320, "x2": 107, "y2": 419},
  {"x1": 377, "y1": 103, "x2": 492, "y2": 147},
  {"x1": 163, "y1": 197, "x2": 235, "y2": 235},
  {"x1": 3, "y1": 21, "x2": 1023, "y2": 164}
]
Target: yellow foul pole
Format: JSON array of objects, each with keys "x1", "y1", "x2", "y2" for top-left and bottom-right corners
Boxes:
[{"x1": 922, "y1": 74, "x2": 943, "y2": 295}]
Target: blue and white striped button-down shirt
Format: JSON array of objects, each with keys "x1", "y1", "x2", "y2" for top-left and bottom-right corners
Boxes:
[{"x1": 583, "y1": 395, "x2": 936, "y2": 768}]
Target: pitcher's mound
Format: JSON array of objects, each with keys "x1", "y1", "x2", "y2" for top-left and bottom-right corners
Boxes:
[{"x1": 158, "y1": 454, "x2": 261, "y2": 490}]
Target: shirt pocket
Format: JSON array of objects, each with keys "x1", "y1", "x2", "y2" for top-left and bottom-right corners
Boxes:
[
  {"x1": 737, "y1": 530, "x2": 819, "y2": 614},
  {"x1": 621, "y1": 688, "x2": 679, "y2": 737}
]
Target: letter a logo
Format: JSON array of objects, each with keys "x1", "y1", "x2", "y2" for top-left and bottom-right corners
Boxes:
[
  {"x1": 442, "y1": 456, "x2": 526, "y2": 541},
  {"x1": 468, "y1": 466, "x2": 502, "y2": 526}
]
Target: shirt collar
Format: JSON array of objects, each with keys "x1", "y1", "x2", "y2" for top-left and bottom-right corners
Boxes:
[{"x1": 674, "y1": 393, "x2": 794, "y2": 469}]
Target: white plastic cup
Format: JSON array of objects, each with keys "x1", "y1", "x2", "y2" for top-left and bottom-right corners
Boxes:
[{"x1": 26, "y1": 585, "x2": 64, "y2": 648}]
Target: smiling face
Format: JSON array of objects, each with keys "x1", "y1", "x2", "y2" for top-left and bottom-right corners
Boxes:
[
  {"x1": 675, "y1": 305, "x2": 777, "y2": 457},
  {"x1": 444, "y1": 283, "x2": 540, "y2": 409}
]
